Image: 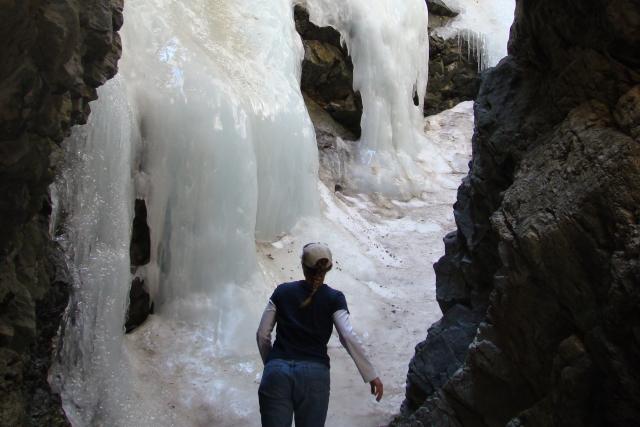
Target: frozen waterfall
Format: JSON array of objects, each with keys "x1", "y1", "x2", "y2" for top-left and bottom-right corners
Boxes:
[
  {"x1": 301, "y1": 0, "x2": 437, "y2": 197},
  {"x1": 53, "y1": 0, "x2": 320, "y2": 423},
  {"x1": 49, "y1": 0, "x2": 513, "y2": 425}
]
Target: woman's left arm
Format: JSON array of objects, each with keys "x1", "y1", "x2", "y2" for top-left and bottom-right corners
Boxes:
[
  {"x1": 333, "y1": 309, "x2": 383, "y2": 401},
  {"x1": 333, "y1": 309, "x2": 377, "y2": 383}
]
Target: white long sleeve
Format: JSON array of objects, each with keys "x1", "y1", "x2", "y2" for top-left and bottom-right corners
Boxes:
[
  {"x1": 256, "y1": 300, "x2": 277, "y2": 363},
  {"x1": 332, "y1": 309, "x2": 378, "y2": 383}
]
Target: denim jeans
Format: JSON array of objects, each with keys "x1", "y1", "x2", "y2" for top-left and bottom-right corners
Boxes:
[{"x1": 258, "y1": 359, "x2": 330, "y2": 427}]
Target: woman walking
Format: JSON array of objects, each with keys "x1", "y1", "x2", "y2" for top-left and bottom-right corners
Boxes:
[{"x1": 256, "y1": 242, "x2": 383, "y2": 427}]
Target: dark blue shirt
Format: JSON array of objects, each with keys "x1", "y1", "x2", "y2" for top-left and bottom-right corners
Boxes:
[{"x1": 266, "y1": 280, "x2": 349, "y2": 367}]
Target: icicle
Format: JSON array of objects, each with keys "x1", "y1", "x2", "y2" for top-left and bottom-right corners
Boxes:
[
  {"x1": 455, "y1": 28, "x2": 491, "y2": 73},
  {"x1": 434, "y1": 0, "x2": 514, "y2": 67}
]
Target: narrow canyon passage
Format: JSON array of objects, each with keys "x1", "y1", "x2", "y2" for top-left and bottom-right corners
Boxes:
[
  {"x1": 43, "y1": 0, "x2": 505, "y2": 425},
  {"x1": 3, "y1": 0, "x2": 638, "y2": 426},
  {"x1": 120, "y1": 103, "x2": 473, "y2": 427}
]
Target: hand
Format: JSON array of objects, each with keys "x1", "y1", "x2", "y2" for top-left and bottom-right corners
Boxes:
[{"x1": 369, "y1": 377, "x2": 383, "y2": 402}]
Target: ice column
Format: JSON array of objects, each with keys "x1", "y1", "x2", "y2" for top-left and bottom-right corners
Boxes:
[
  {"x1": 300, "y1": 0, "x2": 436, "y2": 198},
  {"x1": 50, "y1": 77, "x2": 137, "y2": 426},
  {"x1": 116, "y1": 0, "x2": 319, "y2": 317}
]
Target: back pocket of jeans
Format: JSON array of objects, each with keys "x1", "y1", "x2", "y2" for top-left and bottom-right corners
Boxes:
[
  {"x1": 259, "y1": 362, "x2": 288, "y2": 394},
  {"x1": 307, "y1": 367, "x2": 330, "y2": 394}
]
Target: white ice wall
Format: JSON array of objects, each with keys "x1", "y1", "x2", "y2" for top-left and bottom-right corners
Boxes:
[
  {"x1": 53, "y1": 0, "x2": 320, "y2": 423},
  {"x1": 122, "y1": 0, "x2": 319, "y2": 319}
]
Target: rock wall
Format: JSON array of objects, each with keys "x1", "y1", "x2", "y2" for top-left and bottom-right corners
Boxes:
[
  {"x1": 425, "y1": 1, "x2": 481, "y2": 116},
  {"x1": 0, "y1": 1, "x2": 123, "y2": 425},
  {"x1": 397, "y1": 0, "x2": 640, "y2": 426},
  {"x1": 295, "y1": 5, "x2": 363, "y2": 137},
  {"x1": 425, "y1": 33, "x2": 481, "y2": 116}
]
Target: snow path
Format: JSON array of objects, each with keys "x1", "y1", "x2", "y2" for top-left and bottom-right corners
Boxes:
[{"x1": 121, "y1": 102, "x2": 473, "y2": 426}]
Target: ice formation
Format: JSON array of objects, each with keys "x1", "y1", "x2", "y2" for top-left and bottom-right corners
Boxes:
[
  {"x1": 49, "y1": 0, "x2": 510, "y2": 425},
  {"x1": 437, "y1": 0, "x2": 516, "y2": 68},
  {"x1": 50, "y1": 78, "x2": 137, "y2": 425},
  {"x1": 301, "y1": 0, "x2": 440, "y2": 197}
]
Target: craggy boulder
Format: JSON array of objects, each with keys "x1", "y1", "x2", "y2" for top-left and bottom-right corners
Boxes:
[
  {"x1": 0, "y1": 0, "x2": 123, "y2": 424},
  {"x1": 397, "y1": 0, "x2": 640, "y2": 425}
]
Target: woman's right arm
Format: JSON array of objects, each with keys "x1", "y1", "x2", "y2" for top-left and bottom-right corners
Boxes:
[{"x1": 256, "y1": 300, "x2": 277, "y2": 363}]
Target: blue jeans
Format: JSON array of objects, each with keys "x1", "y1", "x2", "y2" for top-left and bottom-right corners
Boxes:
[{"x1": 258, "y1": 359, "x2": 330, "y2": 427}]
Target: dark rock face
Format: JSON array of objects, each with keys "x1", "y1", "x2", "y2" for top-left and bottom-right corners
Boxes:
[
  {"x1": 294, "y1": 5, "x2": 361, "y2": 193},
  {"x1": 1, "y1": 230, "x2": 71, "y2": 427},
  {"x1": 0, "y1": 0, "x2": 123, "y2": 424},
  {"x1": 22, "y1": 246, "x2": 71, "y2": 427},
  {"x1": 130, "y1": 199, "x2": 151, "y2": 267},
  {"x1": 425, "y1": 34, "x2": 481, "y2": 116},
  {"x1": 125, "y1": 277, "x2": 152, "y2": 333},
  {"x1": 403, "y1": 304, "x2": 484, "y2": 413},
  {"x1": 426, "y1": 0, "x2": 459, "y2": 29},
  {"x1": 295, "y1": 5, "x2": 363, "y2": 137},
  {"x1": 427, "y1": 0, "x2": 458, "y2": 18},
  {"x1": 126, "y1": 199, "x2": 153, "y2": 333},
  {"x1": 398, "y1": 0, "x2": 640, "y2": 426},
  {"x1": 425, "y1": 0, "x2": 481, "y2": 116},
  {"x1": 304, "y1": 94, "x2": 357, "y2": 191}
]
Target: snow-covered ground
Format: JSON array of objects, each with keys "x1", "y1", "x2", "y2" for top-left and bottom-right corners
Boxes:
[{"x1": 120, "y1": 101, "x2": 473, "y2": 426}]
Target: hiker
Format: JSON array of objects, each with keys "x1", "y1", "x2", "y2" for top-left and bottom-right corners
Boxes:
[{"x1": 256, "y1": 242, "x2": 383, "y2": 427}]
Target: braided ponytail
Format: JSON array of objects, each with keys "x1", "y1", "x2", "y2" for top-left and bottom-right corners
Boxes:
[{"x1": 299, "y1": 258, "x2": 331, "y2": 308}]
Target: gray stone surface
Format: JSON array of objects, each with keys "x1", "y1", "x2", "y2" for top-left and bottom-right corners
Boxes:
[
  {"x1": 295, "y1": 5, "x2": 363, "y2": 137},
  {"x1": 0, "y1": 0, "x2": 123, "y2": 424},
  {"x1": 427, "y1": 0, "x2": 459, "y2": 18},
  {"x1": 125, "y1": 277, "x2": 152, "y2": 333},
  {"x1": 425, "y1": 34, "x2": 481, "y2": 116},
  {"x1": 424, "y1": 0, "x2": 481, "y2": 116},
  {"x1": 397, "y1": 0, "x2": 640, "y2": 425},
  {"x1": 401, "y1": 305, "x2": 483, "y2": 413},
  {"x1": 126, "y1": 199, "x2": 153, "y2": 333},
  {"x1": 304, "y1": 94, "x2": 357, "y2": 191}
]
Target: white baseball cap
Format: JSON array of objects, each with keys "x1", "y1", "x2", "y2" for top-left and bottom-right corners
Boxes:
[{"x1": 301, "y1": 243, "x2": 333, "y2": 269}]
